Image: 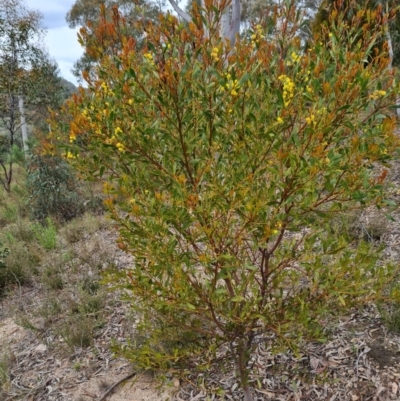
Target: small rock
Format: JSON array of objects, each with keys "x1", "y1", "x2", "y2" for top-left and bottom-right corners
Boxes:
[
  {"x1": 34, "y1": 318, "x2": 46, "y2": 331},
  {"x1": 7, "y1": 350, "x2": 16, "y2": 364},
  {"x1": 173, "y1": 379, "x2": 180, "y2": 388},
  {"x1": 35, "y1": 344, "x2": 47, "y2": 353}
]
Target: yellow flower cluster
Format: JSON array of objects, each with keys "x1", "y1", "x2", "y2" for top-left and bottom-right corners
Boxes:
[
  {"x1": 251, "y1": 24, "x2": 264, "y2": 48},
  {"x1": 69, "y1": 132, "x2": 76, "y2": 143},
  {"x1": 369, "y1": 90, "x2": 386, "y2": 100},
  {"x1": 66, "y1": 151, "x2": 75, "y2": 159},
  {"x1": 278, "y1": 75, "x2": 294, "y2": 107},
  {"x1": 116, "y1": 142, "x2": 126, "y2": 152},
  {"x1": 291, "y1": 52, "x2": 301, "y2": 63},
  {"x1": 286, "y1": 51, "x2": 301, "y2": 66},
  {"x1": 221, "y1": 73, "x2": 240, "y2": 97},
  {"x1": 276, "y1": 116, "x2": 284, "y2": 124},
  {"x1": 100, "y1": 81, "x2": 114, "y2": 96},
  {"x1": 305, "y1": 114, "x2": 316, "y2": 125},
  {"x1": 303, "y1": 69, "x2": 311, "y2": 83},
  {"x1": 103, "y1": 182, "x2": 113, "y2": 193},
  {"x1": 104, "y1": 127, "x2": 126, "y2": 152},
  {"x1": 81, "y1": 106, "x2": 95, "y2": 122},
  {"x1": 272, "y1": 221, "x2": 283, "y2": 234},
  {"x1": 143, "y1": 53, "x2": 154, "y2": 65},
  {"x1": 211, "y1": 47, "x2": 219, "y2": 61},
  {"x1": 105, "y1": 135, "x2": 116, "y2": 145}
]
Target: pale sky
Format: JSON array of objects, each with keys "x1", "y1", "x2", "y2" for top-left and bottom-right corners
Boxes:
[{"x1": 25, "y1": 0, "x2": 83, "y2": 86}]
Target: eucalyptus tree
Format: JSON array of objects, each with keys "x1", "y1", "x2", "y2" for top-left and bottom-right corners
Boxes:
[
  {"x1": 0, "y1": 0, "x2": 62, "y2": 192},
  {"x1": 66, "y1": 0, "x2": 164, "y2": 81},
  {"x1": 169, "y1": 0, "x2": 241, "y2": 44}
]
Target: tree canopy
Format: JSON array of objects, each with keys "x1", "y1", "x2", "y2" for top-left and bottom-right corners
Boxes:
[
  {"x1": 66, "y1": 0, "x2": 163, "y2": 81},
  {"x1": 0, "y1": 0, "x2": 63, "y2": 191}
]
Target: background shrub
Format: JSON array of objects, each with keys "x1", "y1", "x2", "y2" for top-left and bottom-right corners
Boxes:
[{"x1": 26, "y1": 154, "x2": 84, "y2": 222}]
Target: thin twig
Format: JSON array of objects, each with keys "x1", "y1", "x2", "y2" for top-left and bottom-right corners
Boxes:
[
  {"x1": 97, "y1": 371, "x2": 137, "y2": 401},
  {"x1": 356, "y1": 346, "x2": 370, "y2": 376}
]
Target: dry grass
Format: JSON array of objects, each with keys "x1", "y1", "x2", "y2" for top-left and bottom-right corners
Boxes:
[
  {"x1": 0, "y1": 174, "x2": 113, "y2": 361},
  {"x1": 0, "y1": 171, "x2": 29, "y2": 227},
  {"x1": 0, "y1": 167, "x2": 109, "y2": 295},
  {"x1": 59, "y1": 212, "x2": 110, "y2": 244},
  {"x1": 0, "y1": 341, "x2": 16, "y2": 394}
]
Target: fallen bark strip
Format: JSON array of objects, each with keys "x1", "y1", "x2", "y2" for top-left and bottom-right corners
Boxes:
[{"x1": 97, "y1": 371, "x2": 137, "y2": 401}]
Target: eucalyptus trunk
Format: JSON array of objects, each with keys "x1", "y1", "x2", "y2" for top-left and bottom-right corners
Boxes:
[{"x1": 168, "y1": 0, "x2": 241, "y2": 45}]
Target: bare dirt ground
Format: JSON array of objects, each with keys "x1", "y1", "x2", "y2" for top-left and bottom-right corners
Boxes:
[
  {"x1": 2, "y1": 294, "x2": 400, "y2": 401},
  {"x1": 0, "y1": 229, "x2": 177, "y2": 401},
  {"x1": 1, "y1": 162, "x2": 400, "y2": 400}
]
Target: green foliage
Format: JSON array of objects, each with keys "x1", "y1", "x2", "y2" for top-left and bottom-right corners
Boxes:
[
  {"x1": 0, "y1": 171, "x2": 30, "y2": 226},
  {"x1": 5, "y1": 220, "x2": 35, "y2": 243},
  {"x1": 53, "y1": 1, "x2": 400, "y2": 398},
  {"x1": 0, "y1": 0, "x2": 64, "y2": 191},
  {"x1": 10, "y1": 145, "x2": 25, "y2": 166},
  {"x1": 66, "y1": 0, "x2": 163, "y2": 81},
  {"x1": 114, "y1": 306, "x2": 214, "y2": 372},
  {"x1": 0, "y1": 204, "x2": 19, "y2": 226},
  {"x1": 26, "y1": 154, "x2": 84, "y2": 222},
  {"x1": 0, "y1": 135, "x2": 10, "y2": 158},
  {"x1": 311, "y1": 0, "x2": 400, "y2": 65},
  {"x1": 0, "y1": 244, "x2": 9, "y2": 270},
  {"x1": 32, "y1": 218, "x2": 58, "y2": 250},
  {"x1": 379, "y1": 301, "x2": 400, "y2": 333}
]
